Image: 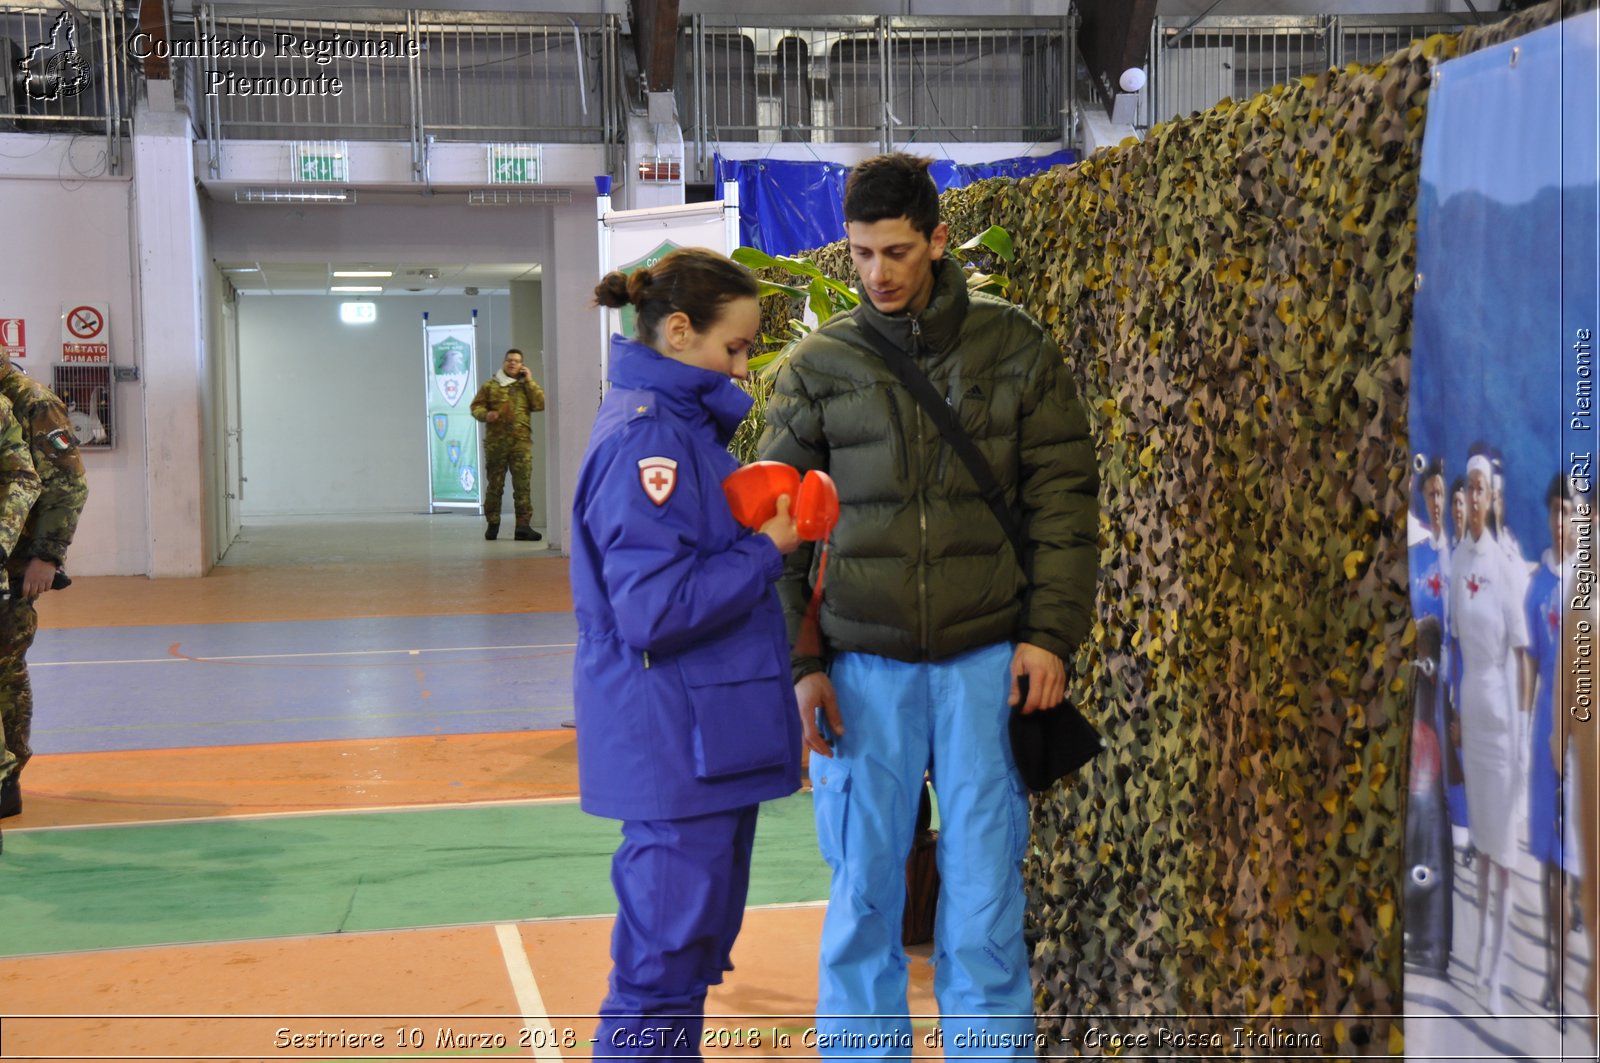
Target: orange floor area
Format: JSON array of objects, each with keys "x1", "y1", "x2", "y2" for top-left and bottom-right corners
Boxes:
[
  {"x1": 42, "y1": 557, "x2": 574, "y2": 630},
  {"x1": 6, "y1": 730, "x2": 580, "y2": 829},
  {"x1": 0, "y1": 907, "x2": 941, "y2": 1060}
]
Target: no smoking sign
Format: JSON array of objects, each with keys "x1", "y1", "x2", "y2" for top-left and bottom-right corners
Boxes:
[{"x1": 61, "y1": 302, "x2": 109, "y2": 362}]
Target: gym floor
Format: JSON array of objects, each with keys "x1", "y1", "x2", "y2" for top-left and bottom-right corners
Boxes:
[{"x1": 0, "y1": 516, "x2": 938, "y2": 1061}]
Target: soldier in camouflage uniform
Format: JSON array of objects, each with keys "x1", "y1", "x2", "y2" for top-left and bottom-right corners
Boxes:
[
  {"x1": 469, "y1": 348, "x2": 545, "y2": 541},
  {"x1": 0, "y1": 351, "x2": 86, "y2": 820}
]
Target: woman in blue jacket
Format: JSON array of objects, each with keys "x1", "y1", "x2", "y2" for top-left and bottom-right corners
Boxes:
[{"x1": 575, "y1": 247, "x2": 802, "y2": 1058}]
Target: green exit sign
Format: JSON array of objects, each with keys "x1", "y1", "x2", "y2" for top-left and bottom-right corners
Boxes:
[
  {"x1": 488, "y1": 145, "x2": 541, "y2": 185},
  {"x1": 292, "y1": 142, "x2": 350, "y2": 183},
  {"x1": 299, "y1": 154, "x2": 346, "y2": 181},
  {"x1": 297, "y1": 143, "x2": 353, "y2": 182}
]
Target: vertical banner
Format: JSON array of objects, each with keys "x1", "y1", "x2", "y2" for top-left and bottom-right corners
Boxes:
[
  {"x1": 1406, "y1": 12, "x2": 1598, "y2": 1059},
  {"x1": 423, "y1": 317, "x2": 481, "y2": 511},
  {"x1": 596, "y1": 189, "x2": 740, "y2": 393}
]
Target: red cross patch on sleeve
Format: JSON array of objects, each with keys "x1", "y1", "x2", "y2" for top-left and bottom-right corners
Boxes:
[{"x1": 637, "y1": 457, "x2": 679, "y2": 505}]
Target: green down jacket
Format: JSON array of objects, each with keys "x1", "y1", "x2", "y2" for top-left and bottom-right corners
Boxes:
[{"x1": 757, "y1": 259, "x2": 1099, "y2": 680}]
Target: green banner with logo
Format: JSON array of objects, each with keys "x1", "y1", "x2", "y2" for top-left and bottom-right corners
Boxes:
[{"x1": 423, "y1": 321, "x2": 481, "y2": 510}]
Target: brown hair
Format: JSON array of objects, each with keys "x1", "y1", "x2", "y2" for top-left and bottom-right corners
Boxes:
[
  {"x1": 844, "y1": 153, "x2": 941, "y2": 238},
  {"x1": 593, "y1": 247, "x2": 758, "y2": 345}
]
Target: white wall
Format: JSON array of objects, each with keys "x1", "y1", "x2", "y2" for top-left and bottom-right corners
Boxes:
[
  {"x1": 0, "y1": 145, "x2": 148, "y2": 578},
  {"x1": 236, "y1": 292, "x2": 514, "y2": 516}
]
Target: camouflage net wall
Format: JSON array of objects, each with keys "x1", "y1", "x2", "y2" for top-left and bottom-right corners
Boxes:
[{"x1": 756, "y1": 1, "x2": 1591, "y2": 1054}]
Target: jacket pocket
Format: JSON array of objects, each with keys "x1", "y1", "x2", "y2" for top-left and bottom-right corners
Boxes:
[{"x1": 678, "y1": 636, "x2": 794, "y2": 780}]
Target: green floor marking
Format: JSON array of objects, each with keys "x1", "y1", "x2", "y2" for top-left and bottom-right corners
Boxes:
[{"x1": 0, "y1": 794, "x2": 826, "y2": 957}]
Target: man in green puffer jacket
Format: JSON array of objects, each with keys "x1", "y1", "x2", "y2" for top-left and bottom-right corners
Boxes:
[{"x1": 757, "y1": 153, "x2": 1098, "y2": 1056}]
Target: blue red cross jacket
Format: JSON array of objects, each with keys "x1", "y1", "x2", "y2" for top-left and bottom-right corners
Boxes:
[{"x1": 570, "y1": 335, "x2": 801, "y2": 821}]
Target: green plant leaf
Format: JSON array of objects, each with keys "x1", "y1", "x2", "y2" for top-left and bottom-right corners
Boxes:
[
  {"x1": 756, "y1": 278, "x2": 808, "y2": 300},
  {"x1": 958, "y1": 224, "x2": 1016, "y2": 262},
  {"x1": 732, "y1": 246, "x2": 829, "y2": 281}
]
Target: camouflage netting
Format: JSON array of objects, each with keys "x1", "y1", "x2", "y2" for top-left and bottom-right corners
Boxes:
[{"x1": 745, "y1": 0, "x2": 1593, "y2": 1055}]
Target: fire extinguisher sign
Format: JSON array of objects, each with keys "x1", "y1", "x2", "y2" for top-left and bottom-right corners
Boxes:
[{"x1": 0, "y1": 318, "x2": 25, "y2": 361}]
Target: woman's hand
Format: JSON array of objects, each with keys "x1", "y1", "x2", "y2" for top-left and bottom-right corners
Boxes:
[{"x1": 759, "y1": 494, "x2": 801, "y2": 555}]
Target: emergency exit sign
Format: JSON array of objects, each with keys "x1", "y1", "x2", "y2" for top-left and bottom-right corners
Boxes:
[
  {"x1": 488, "y1": 145, "x2": 541, "y2": 185},
  {"x1": 292, "y1": 142, "x2": 350, "y2": 182}
]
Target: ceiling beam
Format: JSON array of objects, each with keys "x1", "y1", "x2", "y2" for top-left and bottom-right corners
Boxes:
[
  {"x1": 138, "y1": 0, "x2": 170, "y2": 80},
  {"x1": 1076, "y1": 0, "x2": 1157, "y2": 116},
  {"x1": 630, "y1": 0, "x2": 681, "y2": 95}
]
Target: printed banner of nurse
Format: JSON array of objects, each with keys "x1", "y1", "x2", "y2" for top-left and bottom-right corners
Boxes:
[{"x1": 1403, "y1": 12, "x2": 1597, "y2": 1059}]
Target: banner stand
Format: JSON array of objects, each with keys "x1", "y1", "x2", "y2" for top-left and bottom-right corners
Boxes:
[{"x1": 422, "y1": 310, "x2": 483, "y2": 513}]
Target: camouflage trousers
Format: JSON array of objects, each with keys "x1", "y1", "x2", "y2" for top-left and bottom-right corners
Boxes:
[
  {"x1": 0, "y1": 594, "x2": 36, "y2": 781},
  {"x1": 483, "y1": 437, "x2": 533, "y2": 527}
]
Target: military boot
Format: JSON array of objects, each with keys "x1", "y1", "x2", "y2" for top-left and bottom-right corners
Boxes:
[
  {"x1": 514, "y1": 524, "x2": 542, "y2": 542},
  {"x1": 0, "y1": 775, "x2": 19, "y2": 819},
  {"x1": 485, "y1": 522, "x2": 499, "y2": 541}
]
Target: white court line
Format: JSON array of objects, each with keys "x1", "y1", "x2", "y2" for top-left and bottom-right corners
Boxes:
[
  {"x1": 34, "y1": 642, "x2": 577, "y2": 668},
  {"x1": 496, "y1": 923, "x2": 568, "y2": 1062}
]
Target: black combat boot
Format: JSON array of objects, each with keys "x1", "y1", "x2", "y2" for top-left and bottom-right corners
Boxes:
[
  {"x1": 514, "y1": 525, "x2": 542, "y2": 542},
  {"x1": 485, "y1": 522, "x2": 499, "y2": 541},
  {"x1": 0, "y1": 775, "x2": 19, "y2": 819}
]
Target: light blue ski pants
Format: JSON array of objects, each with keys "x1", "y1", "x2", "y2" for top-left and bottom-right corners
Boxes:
[{"x1": 810, "y1": 642, "x2": 1035, "y2": 1059}]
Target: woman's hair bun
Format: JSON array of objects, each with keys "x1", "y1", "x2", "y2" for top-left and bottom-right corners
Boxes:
[
  {"x1": 593, "y1": 270, "x2": 632, "y2": 309},
  {"x1": 626, "y1": 267, "x2": 655, "y2": 305}
]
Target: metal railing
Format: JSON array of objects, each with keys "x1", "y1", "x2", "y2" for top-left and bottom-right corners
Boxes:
[
  {"x1": 186, "y1": 6, "x2": 620, "y2": 175},
  {"x1": 1139, "y1": 12, "x2": 1501, "y2": 130},
  {"x1": 6, "y1": 5, "x2": 1074, "y2": 187},
  {"x1": 681, "y1": 14, "x2": 1076, "y2": 179},
  {"x1": 0, "y1": 1, "x2": 130, "y2": 174}
]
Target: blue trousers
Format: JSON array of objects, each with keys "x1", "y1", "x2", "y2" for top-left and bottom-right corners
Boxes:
[
  {"x1": 594, "y1": 805, "x2": 759, "y2": 1060},
  {"x1": 811, "y1": 643, "x2": 1035, "y2": 1058}
]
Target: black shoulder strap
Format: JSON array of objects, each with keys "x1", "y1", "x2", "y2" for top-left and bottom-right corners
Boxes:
[{"x1": 851, "y1": 309, "x2": 1025, "y2": 561}]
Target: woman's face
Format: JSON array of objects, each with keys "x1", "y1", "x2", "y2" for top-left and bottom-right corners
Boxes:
[
  {"x1": 1467, "y1": 469, "x2": 1490, "y2": 538},
  {"x1": 666, "y1": 296, "x2": 760, "y2": 381},
  {"x1": 1452, "y1": 489, "x2": 1466, "y2": 539},
  {"x1": 1423, "y1": 474, "x2": 1445, "y2": 533}
]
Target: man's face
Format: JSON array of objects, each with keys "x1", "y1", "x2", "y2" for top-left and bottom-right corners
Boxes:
[
  {"x1": 845, "y1": 216, "x2": 949, "y2": 316},
  {"x1": 502, "y1": 352, "x2": 524, "y2": 376},
  {"x1": 1467, "y1": 470, "x2": 1490, "y2": 537},
  {"x1": 1552, "y1": 495, "x2": 1578, "y2": 558},
  {"x1": 1423, "y1": 474, "x2": 1445, "y2": 532}
]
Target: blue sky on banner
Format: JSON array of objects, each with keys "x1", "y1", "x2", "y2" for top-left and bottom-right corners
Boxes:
[{"x1": 1410, "y1": 13, "x2": 1598, "y2": 554}]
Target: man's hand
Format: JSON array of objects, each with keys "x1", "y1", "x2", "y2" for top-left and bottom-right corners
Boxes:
[
  {"x1": 485, "y1": 410, "x2": 500, "y2": 422},
  {"x1": 796, "y1": 671, "x2": 843, "y2": 757},
  {"x1": 1009, "y1": 642, "x2": 1065, "y2": 713},
  {"x1": 21, "y1": 559, "x2": 57, "y2": 601}
]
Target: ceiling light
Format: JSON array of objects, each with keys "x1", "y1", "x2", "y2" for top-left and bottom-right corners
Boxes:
[
  {"x1": 223, "y1": 266, "x2": 260, "y2": 273},
  {"x1": 331, "y1": 285, "x2": 383, "y2": 293},
  {"x1": 332, "y1": 270, "x2": 393, "y2": 278},
  {"x1": 235, "y1": 188, "x2": 356, "y2": 204},
  {"x1": 467, "y1": 188, "x2": 572, "y2": 206}
]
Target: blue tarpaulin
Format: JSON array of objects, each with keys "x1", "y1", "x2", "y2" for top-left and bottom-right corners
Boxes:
[{"x1": 715, "y1": 150, "x2": 1077, "y2": 257}]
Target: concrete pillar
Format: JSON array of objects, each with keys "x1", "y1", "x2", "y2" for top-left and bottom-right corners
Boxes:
[
  {"x1": 542, "y1": 197, "x2": 604, "y2": 552},
  {"x1": 131, "y1": 104, "x2": 210, "y2": 576}
]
